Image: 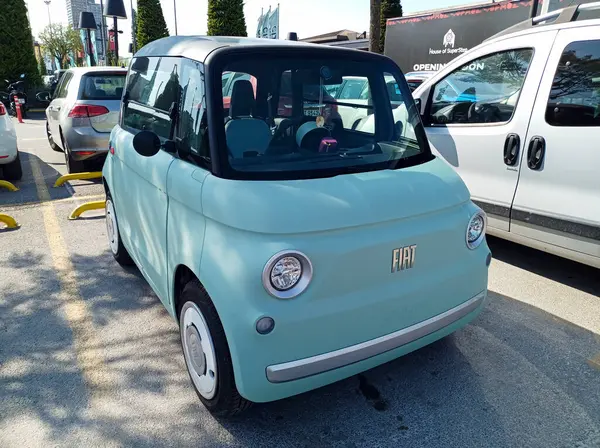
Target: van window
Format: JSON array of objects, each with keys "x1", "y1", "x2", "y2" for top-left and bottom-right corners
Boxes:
[
  {"x1": 179, "y1": 59, "x2": 210, "y2": 165},
  {"x1": 546, "y1": 40, "x2": 600, "y2": 127},
  {"x1": 429, "y1": 49, "x2": 533, "y2": 125},
  {"x1": 216, "y1": 52, "x2": 432, "y2": 180},
  {"x1": 123, "y1": 57, "x2": 182, "y2": 139}
]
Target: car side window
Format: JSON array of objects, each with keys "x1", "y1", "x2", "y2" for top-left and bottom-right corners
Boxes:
[
  {"x1": 123, "y1": 56, "x2": 182, "y2": 139},
  {"x1": 546, "y1": 39, "x2": 600, "y2": 127},
  {"x1": 55, "y1": 73, "x2": 73, "y2": 99},
  {"x1": 429, "y1": 49, "x2": 533, "y2": 125},
  {"x1": 179, "y1": 59, "x2": 210, "y2": 167}
]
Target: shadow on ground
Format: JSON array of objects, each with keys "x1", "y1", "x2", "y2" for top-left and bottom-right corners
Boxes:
[
  {"x1": 487, "y1": 236, "x2": 600, "y2": 296},
  {"x1": 1, "y1": 244, "x2": 599, "y2": 447}
]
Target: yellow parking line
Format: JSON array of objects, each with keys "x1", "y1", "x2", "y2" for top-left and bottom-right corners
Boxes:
[
  {"x1": 0, "y1": 194, "x2": 106, "y2": 211},
  {"x1": 588, "y1": 354, "x2": 600, "y2": 371},
  {"x1": 29, "y1": 154, "x2": 108, "y2": 397}
]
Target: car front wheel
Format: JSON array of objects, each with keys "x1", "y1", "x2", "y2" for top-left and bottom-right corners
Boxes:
[
  {"x1": 105, "y1": 194, "x2": 133, "y2": 266},
  {"x1": 46, "y1": 121, "x2": 61, "y2": 152},
  {"x1": 179, "y1": 280, "x2": 251, "y2": 417}
]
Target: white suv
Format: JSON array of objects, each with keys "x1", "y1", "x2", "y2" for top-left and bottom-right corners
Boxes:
[
  {"x1": 0, "y1": 101, "x2": 21, "y2": 181},
  {"x1": 411, "y1": 2, "x2": 600, "y2": 269}
]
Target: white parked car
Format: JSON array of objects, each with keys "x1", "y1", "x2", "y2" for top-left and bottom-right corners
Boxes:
[
  {"x1": 409, "y1": 2, "x2": 600, "y2": 268},
  {"x1": 0, "y1": 101, "x2": 21, "y2": 180}
]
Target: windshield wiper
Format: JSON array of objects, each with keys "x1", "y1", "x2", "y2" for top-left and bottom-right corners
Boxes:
[{"x1": 306, "y1": 153, "x2": 364, "y2": 163}]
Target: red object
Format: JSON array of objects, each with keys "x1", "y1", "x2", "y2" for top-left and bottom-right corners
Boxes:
[
  {"x1": 0, "y1": 155, "x2": 8, "y2": 159},
  {"x1": 0, "y1": 102, "x2": 6, "y2": 115},
  {"x1": 68, "y1": 104, "x2": 110, "y2": 118},
  {"x1": 109, "y1": 30, "x2": 116, "y2": 52},
  {"x1": 109, "y1": 145, "x2": 115, "y2": 155},
  {"x1": 13, "y1": 95, "x2": 23, "y2": 123},
  {"x1": 77, "y1": 151, "x2": 95, "y2": 156},
  {"x1": 319, "y1": 137, "x2": 338, "y2": 153}
]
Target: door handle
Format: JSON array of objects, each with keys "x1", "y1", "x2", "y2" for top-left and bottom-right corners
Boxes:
[
  {"x1": 527, "y1": 136, "x2": 546, "y2": 170},
  {"x1": 503, "y1": 133, "x2": 520, "y2": 166}
]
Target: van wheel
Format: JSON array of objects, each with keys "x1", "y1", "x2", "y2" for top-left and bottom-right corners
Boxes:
[
  {"x1": 179, "y1": 280, "x2": 252, "y2": 417},
  {"x1": 46, "y1": 122, "x2": 61, "y2": 152},
  {"x1": 3, "y1": 152, "x2": 22, "y2": 181},
  {"x1": 105, "y1": 194, "x2": 133, "y2": 266}
]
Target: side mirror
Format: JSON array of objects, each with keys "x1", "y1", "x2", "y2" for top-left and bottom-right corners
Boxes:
[
  {"x1": 36, "y1": 91, "x2": 51, "y2": 103},
  {"x1": 133, "y1": 130, "x2": 161, "y2": 157}
]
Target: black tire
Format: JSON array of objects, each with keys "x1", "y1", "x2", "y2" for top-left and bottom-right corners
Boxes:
[
  {"x1": 105, "y1": 193, "x2": 134, "y2": 266},
  {"x1": 179, "y1": 280, "x2": 252, "y2": 417},
  {"x1": 64, "y1": 144, "x2": 84, "y2": 173},
  {"x1": 46, "y1": 121, "x2": 61, "y2": 152},
  {"x1": 3, "y1": 152, "x2": 22, "y2": 181}
]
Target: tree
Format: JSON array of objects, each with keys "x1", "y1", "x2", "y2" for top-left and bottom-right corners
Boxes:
[
  {"x1": 136, "y1": 0, "x2": 170, "y2": 49},
  {"x1": 38, "y1": 55, "x2": 48, "y2": 77},
  {"x1": 0, "y1": 0, "x2": 41, "y2": 85},
  {"x1": 38, "y1": 24, "x2": 82, "y2": 70},
  {"x1": 380, "y1": 0, "x2": 402, "y2": 53},
  {"x1": 369, "y1": 0, "x2": 382, "y2": 53},
  {"x1": 207, "y1": 0, "x2": 247, "y2": 37}
]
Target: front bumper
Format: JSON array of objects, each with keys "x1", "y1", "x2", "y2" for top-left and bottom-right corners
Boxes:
[{"x1": 267, "y1": 290, "x2": 486, "y2": 383}]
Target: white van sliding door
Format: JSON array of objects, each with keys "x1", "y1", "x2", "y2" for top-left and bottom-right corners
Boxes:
[{"x1": 510, "y1": 27, "x2": 600, "y2": 263}]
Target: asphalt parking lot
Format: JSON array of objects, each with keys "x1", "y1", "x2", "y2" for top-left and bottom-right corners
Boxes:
[{"x1": 1, "y1": 115, "x2": 599, "y2": 448}]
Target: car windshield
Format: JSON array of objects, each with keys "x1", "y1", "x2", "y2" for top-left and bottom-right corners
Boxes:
[
  {"x1": 80, "y1": 74, "x2": 126, "y2": 100},
  {"x1": 217, "y1": 53, "x2": 430, "y2": 179}
]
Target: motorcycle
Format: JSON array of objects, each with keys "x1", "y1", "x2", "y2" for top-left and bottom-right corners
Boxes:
[{"x1": 1, "y1": 74, "x2": 28, "y2": 118}]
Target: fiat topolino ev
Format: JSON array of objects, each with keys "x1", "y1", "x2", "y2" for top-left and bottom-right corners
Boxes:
[{"x1": 102, "y1": 36, "x2": 491, "y2": 416}]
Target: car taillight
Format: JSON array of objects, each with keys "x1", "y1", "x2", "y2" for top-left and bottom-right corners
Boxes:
[
  {"x1": 0, "y1": 103, "x2": 6, "y2": 115},
  {"x1": 68, "y1": 104, "x2": 109, "y2": 118}
]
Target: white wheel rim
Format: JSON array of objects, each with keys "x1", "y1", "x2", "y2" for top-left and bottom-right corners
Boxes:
[
  {"x1": 105, "y1": 199, "x2": 119, "y2": 255},
  {"x1": 182, "y1": 304, "x2": 218, "y2": 399}
]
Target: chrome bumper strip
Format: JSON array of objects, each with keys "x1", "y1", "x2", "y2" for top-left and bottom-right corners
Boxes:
[{"x1": 266, "y1": 291, "x2": 486, "y2": 383}]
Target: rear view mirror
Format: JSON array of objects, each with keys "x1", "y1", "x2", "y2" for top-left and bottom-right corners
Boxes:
[
  {"x1": 133, "y1": 130, "x2": 161, "y2": 157},
  {"x1": 36, "y1": 91, "x2": 51, "y2": 103}
]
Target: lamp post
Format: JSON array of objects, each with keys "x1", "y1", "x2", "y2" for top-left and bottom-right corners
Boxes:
[
  {"x1": 103, "y1": 0, "x2": 127, "y2": 65},
  {"x1": 79, "y1": 12, "x2": 97, "y2": 66},
  {"x1": 43, "y1": 0, "x2": 55, "y2": 70},
  {"x1": 174, "y1": 0, "x2": 178, "y2": 35}
]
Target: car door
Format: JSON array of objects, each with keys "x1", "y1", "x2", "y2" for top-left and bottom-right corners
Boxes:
[
  {"x1": 413, "y1": 32, "x2": 557, "y2": 231},
  {"x1": 48, "y1": 71, "x2": 73, "y2": 138},
  {"x1": 510, "y1": 27, "x2": 600, "y2": 263},
  {"x1": 165, "y1": 59, "x2": 210, "y2": 306},
  {"x1": 116, "y1": 56, "x2": 180, "y2": 301}
]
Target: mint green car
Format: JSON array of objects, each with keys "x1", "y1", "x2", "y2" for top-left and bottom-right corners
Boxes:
[{"x1": 102, "y1": 36, "x2": 491, "y2": 416}]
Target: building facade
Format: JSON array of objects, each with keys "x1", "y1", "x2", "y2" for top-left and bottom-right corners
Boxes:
[{"x1": 65, "y1": 0, "x2": 105, "y2": 59}]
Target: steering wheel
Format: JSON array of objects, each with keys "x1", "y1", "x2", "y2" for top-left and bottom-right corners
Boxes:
[{"x1": 468, "y1": 102, "x2": 501, "y2": 123}]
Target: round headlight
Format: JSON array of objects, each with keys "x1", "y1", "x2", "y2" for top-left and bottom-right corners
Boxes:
[
  {"x1": 466, "y1": 212, "x2": 486, "y2": 249},
  {"x1": 262, "y1": 251, "x2": 313, "y2": 299},
  {"x1": 271, "y1": 256, "x2": 302, "y2": 291}
]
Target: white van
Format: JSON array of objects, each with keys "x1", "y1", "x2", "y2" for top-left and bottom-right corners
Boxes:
[{"x1": 410, "y1": 3, "x2": 600, "y2": 269}]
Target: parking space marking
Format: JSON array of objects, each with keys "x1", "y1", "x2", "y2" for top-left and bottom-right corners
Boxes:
[
  {"x1": 588, "y1": 354, "x2": 600, "y2": 371},
  {"x1": 29, "y1": 154, "x2": 109, "y2": 399}
]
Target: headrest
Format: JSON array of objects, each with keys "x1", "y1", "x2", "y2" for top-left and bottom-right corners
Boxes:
[{"x1": 230, "y1": 79, "x2": 255, "y2": 118}]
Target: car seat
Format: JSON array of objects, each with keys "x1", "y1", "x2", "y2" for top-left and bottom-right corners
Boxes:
[{"x1": 225, "y1": 80, "x2": 271, "y2": 158}]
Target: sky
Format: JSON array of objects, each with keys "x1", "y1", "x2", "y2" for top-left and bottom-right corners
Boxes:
[{"x1": 26, "y1": 0, "x2": 479, "y2": 58}]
